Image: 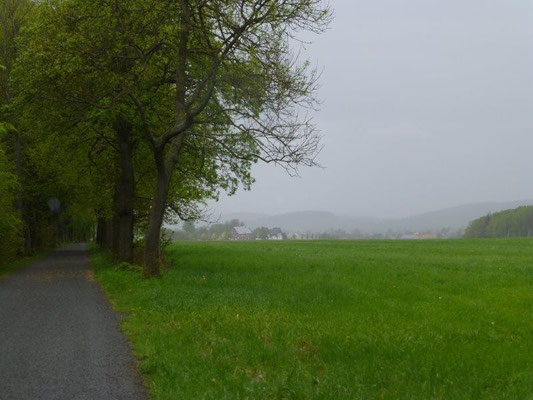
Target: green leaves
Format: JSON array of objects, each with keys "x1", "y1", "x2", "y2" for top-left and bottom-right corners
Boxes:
[
  {"x1": 465, "y1": 206, "x2": 533, "y2": 238},
  {"x1": 0, "y1": 122, "x2": 15, "y2": 137},
  {"x1": 0, "y1": 140, "x2": 21, "y2": 253},
  {"x1": 7, "y1": 0, "x2": 330, "y2": 266}
]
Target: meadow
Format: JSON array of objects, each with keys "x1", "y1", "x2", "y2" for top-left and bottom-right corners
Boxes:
[{"x1": 92, "y1": 239, "x2": 533, "y2": 399}]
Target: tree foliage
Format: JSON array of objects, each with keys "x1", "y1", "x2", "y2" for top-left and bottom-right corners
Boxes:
[
  {"x1": 5, "y1": 0, "x2": 331, "y2": 274},
  {"x1": 464, "y1": 206, "x2": 533, "y2": 238},
  {"x1": 0, "y1": 123, "x2": 21, "y2": 258}
]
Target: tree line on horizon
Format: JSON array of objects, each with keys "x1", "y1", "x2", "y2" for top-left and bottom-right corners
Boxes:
[
  {"x1": 170, "y1": 219, "x2": 245, "y2": 241},
  {"x1": 169, "y1": 219, "x2": 291, "y2": 241},
  {"x1": 464, "y1": 206, "x2": 533, "y2": 238},
  {"x1": 0, "y1": 0, "x2": 331, "y2": 275}
]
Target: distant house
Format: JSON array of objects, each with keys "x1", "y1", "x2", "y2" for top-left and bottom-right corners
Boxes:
[
  {"x1": 268, "y1": 227, "x2": 287, "y2": 240},
  {"x1": 398, "y1": 232, "x2": 437, "y2": 240},
  {"x1": 232, "y1": 226, "x2": 253, "y2": 240},
  {"x1": 418, "y1": 232, "x2": 437, "y2": 239}
]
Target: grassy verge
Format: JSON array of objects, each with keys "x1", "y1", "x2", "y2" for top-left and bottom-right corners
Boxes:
[
  {"x1": 92, "y1": 239, "x2": 533, "y2": 399},
  {"x1": 0, "y1": 249, "x2": 52, "y2": 279}
]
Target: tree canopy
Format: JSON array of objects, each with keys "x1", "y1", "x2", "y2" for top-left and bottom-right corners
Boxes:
[
  {"x1": 1, "y1": 0, "x2": 331, "y2": 275},
  {"x1": 464, "y1": 206, "x2": 533, "y2": 238}
]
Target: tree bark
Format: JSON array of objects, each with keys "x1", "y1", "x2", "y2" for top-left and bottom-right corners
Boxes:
[
  {"x1": 110, "y1": 184, "x2": 122, "y2": 256},
  {"x1": 112, "y1": 118, "x2": 135, "y2": 262},
  {"x1": 143, "y1": 173, "x2": 170, "y2": 276},
  {"x1": 103, "y1": 218, "x2": 114, "y2": 251},
  {"x1": 96, "y1": 217, "x2": 105, "y2": 246},
  {"x1": 11, "y1": 130, "x2": 31, "y2": 254},
  {"x1": 143, "y1": 148, "x2": 174, "y2": 277}
]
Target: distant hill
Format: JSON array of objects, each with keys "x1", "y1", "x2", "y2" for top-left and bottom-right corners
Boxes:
[
  {"x1": 212, "y1": 212, "x2": 268, "y2": 223},
  {"x1": 251, "y1": 211, "x2": 377, "y2": 233},
  {"x1": 386, "y1": 200, "x2": 533, "y2": 233},
  {"x1": 465, "y1": 205, "x2": 533, "y2": 238},
  {"x1": 218, "y1": 211, "x2": 377, "y2": 232},
  {"x1": 219, "y1": 200, "x2": 533, "y2": 234}
]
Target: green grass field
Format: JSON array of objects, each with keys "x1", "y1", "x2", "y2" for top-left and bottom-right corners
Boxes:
[{"x1": 92, "y1": 239, "x2": 533, "y2": 399}]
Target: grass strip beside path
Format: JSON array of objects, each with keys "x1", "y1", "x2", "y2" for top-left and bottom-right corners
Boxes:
[{"x1": 0, "y1": 249, "x2": 53, "y2": 279}]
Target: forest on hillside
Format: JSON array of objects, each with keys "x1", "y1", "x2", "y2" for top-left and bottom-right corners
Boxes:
[{"x1": 464, "y1": 206, "x2": 533, "y2": 238}]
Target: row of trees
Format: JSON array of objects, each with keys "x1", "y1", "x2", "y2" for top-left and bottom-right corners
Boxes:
[
  {"x1": 0, "y1": 0, "x2": 331, "y2": 275},
  {"x1": 171, "y1": 219, "x2": 244, "y2": 241},
  {"x1": 0, "y1": 122, "x2": 21, "y2": 260},
  {"x1": 171, "y1": 220, "x2": 287, "y2": 240},
  {"x1": 464, "y1": 206, "x2": 533, "y2": 238}
]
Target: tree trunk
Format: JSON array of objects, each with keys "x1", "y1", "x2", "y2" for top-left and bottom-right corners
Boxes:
[
  {"x1": 115, "y1": 120, "x2": 135, "y2": 262},
  {"x1": 143, "y1": 156, "x2": 171, "y2": 277},
  {"x1": 112, "y1": 118, "x2": 135, "y2": 262},
  {"x1": 96, "y1": 217, "x2": 105, "y2": 246},
  {"x1": 103, "y1": 218, "x2": 114, "y2": 251},
  {"x1": 11, "y1": 131, "x2": 30, "y2": 254},
  {"x1": 111, "y1": 189, "x2": 120, "y2": 256}
]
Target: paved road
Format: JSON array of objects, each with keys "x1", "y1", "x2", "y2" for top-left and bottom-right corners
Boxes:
[{"x1": 0, "y1": 243, "x2": 148, "y2": 400}]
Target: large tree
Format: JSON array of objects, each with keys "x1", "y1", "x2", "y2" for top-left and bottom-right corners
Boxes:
[
  {"x1": 0, "y1": 122, "x2": 21, "y2": 259},
  {"x1": 12, "y1": 1, "x2": 141, "y2": 261},
  {"x1": 13, "y1": 0, "x2": 331, "y2": 276},
  {"x1": 0, "y1": 0, "x2": 33, "y2": 253},
  {"x1": 124, "y1": 0, "x2": 332, "y2": 275}
]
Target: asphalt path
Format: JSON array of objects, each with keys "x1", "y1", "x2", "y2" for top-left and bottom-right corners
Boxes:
[{"x1": 0, "y1": 243, "x2": 147, "y2": 400}]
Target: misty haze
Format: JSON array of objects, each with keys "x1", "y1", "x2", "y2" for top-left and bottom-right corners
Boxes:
[
  {"x1": 2, "y1": 1, "x2": 533, "y2": 399},
  {"x1": 213, "y1": 0, "x2": 533, "y2": 221}
]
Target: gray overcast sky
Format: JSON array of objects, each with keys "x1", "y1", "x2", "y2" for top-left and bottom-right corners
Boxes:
[{"x1": 211, "y1": 0, "x2": 533, "y2": 218}]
